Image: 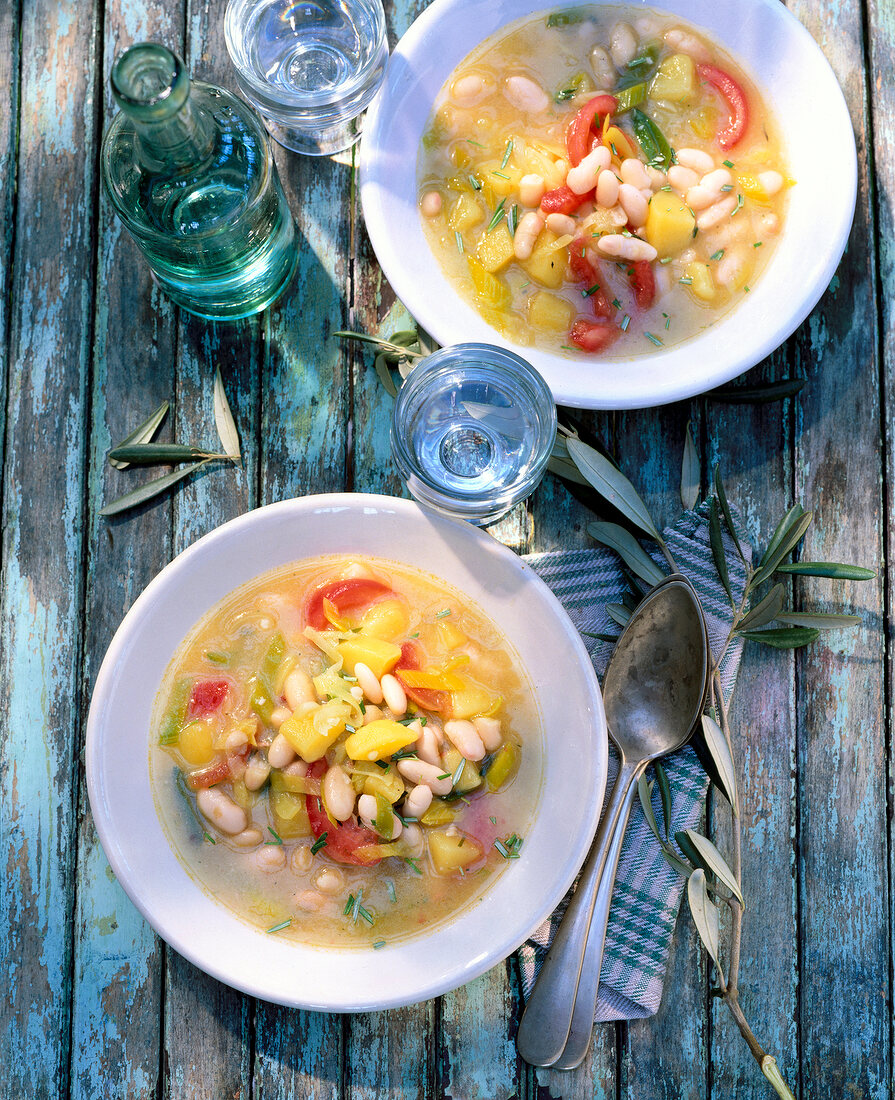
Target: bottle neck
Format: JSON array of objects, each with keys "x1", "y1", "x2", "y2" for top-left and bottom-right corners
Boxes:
[{"x1": 111, "y1": 43, "x2": 215, "y2": 169}]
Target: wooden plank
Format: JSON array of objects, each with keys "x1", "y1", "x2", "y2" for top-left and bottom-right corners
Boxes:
[
  {"x1": 253, "y1": 1007, "x2": 342, "y2": 1100},
  {"x1": 0, "y1": 1, "x2": 100, "y2": 1096},
  {"x1": 785, "y1": 0, "x2": 888, "y2": 1094},
  {"x1": 704, "y1": 368, "x2": 800, "y2": 1097},
  {"x1": 0, "y1": 0, "x2": 17, "y2": 464}
]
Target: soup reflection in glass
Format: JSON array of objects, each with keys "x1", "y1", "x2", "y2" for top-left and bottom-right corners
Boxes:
[
  {"x1": 418, "y1": 5, "x2": 790, "y2": 356},
  {"x1": 151, "y1": 556, "x2": 540, "y2": 948}
]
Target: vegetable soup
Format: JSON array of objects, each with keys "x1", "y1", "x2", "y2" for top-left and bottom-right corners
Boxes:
[
  {"x1": 418, "y1": 5, "x2": 790, "y2": 355},
  {"x1": 151, "y1": 556, "x2": 540, "y2": 948}
]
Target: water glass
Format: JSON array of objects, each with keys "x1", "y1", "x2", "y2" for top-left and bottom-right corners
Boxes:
[
  {"x1": 225, "y1": 0, "x2": 388, "y2": 156},
  {"x1": 391, "y1": 344, "x2": 557, "y2": 526}
]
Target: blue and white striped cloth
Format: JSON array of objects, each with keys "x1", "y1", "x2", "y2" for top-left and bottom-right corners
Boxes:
[{"x1": 520, "y1": 501, "x2": 749, "y2": 1022}]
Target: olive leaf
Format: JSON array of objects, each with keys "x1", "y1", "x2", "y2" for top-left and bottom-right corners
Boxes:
[
  {"x1": 637, "y1": 775, "x2": 663, "y2": 844},
  {"x1": 687, "y1": 869, "x2": 722, "y2": 972},
  {"x1": 549, "y1": 434, "x2": 590, "y2": 486},
  {"x1": 653, "y1": 760, "x2": 673, "y2": 838},
  {"x1": 587, "y1": 521, "x2": 666, "y2": 586},
  {"x1": 100, "y1": 460, "x2": 211, "y2": 517},
  {"x1": 213, "y1": 367, "x2": 242, "y2": 464},
  {"x1": 567, "y1": 437, "x2": 661, "y2": 540},
  {"x1": 738, "y1": 626, "x2": 820, "y2": 649},
  {"x1": 606, "y1": 603, "x2": 631, "y2": 627},
  {"x1": 109, "y1": 400, "x2": 169, "y2": 470},
  {"x1": 683, "y1": 829, "x2": 745, "y2": 908},
  {"x1": 752, "y1": 509, "x2": 814, "y2": 587},
  {"x1": 758, "y1": 504, "x2": 805, "y2": 569},
  {"x1": 713, "y1": 466, "x2": 746, "y2": 564},
  {"x1": 373, "y1": 353, "x2": 400, "y2": 397},
  {"x1": 775, "y1": 612, "x2": 862, "y2": 630},
  {"x1": 675, "y1": 828, "x2": 704, "y2": 869},
  {"x1": 661, "y1": 847, "x2": 695, "y2": 877},
  {"x1": 709, "y1": 497, "x2": 734, "y2": 604},
  {"x1": 108, "y1": 444, "x2": 231, "y2": 465},
  {"x1": 581, "y1": 630, "x2": 621, "y2": 643},
  {"x1": 738, "y1": 583, "x2": 786, "y2": 632},
  {"x1": 680, "y1": 421, "x2": 700, "y2": 511},
  {"x1": 700, "y1": 714, "x2": 739, "y2": 813},
  {"x1": 707, "y1": 378, "x2": 806, "y2": 403},
  {"x1": 776, "y1": 561, "x2": 876, "y2": 580}
]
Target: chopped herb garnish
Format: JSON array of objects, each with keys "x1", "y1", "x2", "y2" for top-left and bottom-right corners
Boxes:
[
  {"x1": 560, "y1": 344, "x2": 575, "y2": 350},
  {"x1": 266, "y1": 827, "x2": 283, "y2": 846},
  {"x1": 409, "y1": 631, "x2": 419, "y2": 638},
  {"x1": 204, "y1": 831, "x2": 216, "y2": 845},
  {"x1": 266, "y1": 918, "x2": 292, "y2": 934},
  {"x1": 612, "y1": 298, "x2": 621, "y2": 309},
  {"x1": 661, "y1": 184, "x2": 672, "y2": 191},
  {"x1": 744, "y1": 284, "x2": 751, "y2": 292},
  {"x1": 665, "y1": 316, "x2": 671, "y2": 330},
  {"x1": 645, "y1": 332, "x2": 663, "y2": 346},
  {"x1": 373, "y1": 939, "x2": 387, "y2": 949},
  {"x1": 469, "y1": 174, "x2": 482, "y2": 191},
  {"x1": 404, "y1": 856, "x2": 423, "y2": 875},
  {"x1": 710, "y1": 249, "x2": 725, "y2": 261},
  {"x1": 311, "y1": 832, "x2": 328, "y2": 854},
  {"x1": 610, "y1": 142, "x2": 618, "y2": 156},
  {"x1": 458, "y1": 836, "x2": 466, "y2": 847},
  {"x1": 466, "y1": 138, "x2": 484, "y2": 148},
  {"x1": 386, "y1": 879, "x2": 397, "y2": 903},
  {"x1": 621, "y1": 228, "x2": 633, "y2": 238},
  {"x1": 753, "y1": 241, "x2": 763, "y2": 248},
  {"x1": 720, "y1": 183, "x2": 733, "y2": 192},
  {"x1": 435, "y1": 608, "x2": 452, "y2": 618},
  {"x1": 392, "y1": 747, "x2": 418, "y2": 761},
  {"x1": 723, "y1": 159, "x2": 735, "y2": 168},
  {"x1": 486, "y1": 200, "x2": 507, "y2": 233},
  {"x1": 492, "y1": 170, "x2": 510, "y2": 180},
  {"x1": 490, "y1": 815, "x2": 497, "y2": 825},
  {"x1": 452, "y1": 759, "x2": 467, "y2": 787},
  {"x1": 621, "y1": 314, "x2": 631, "y2": 332},
  {"x1": 659, "y1": 256, "x2": 672, "y2": 264},
  {"x1": 494, "y1": 833, "x2": 524, "y2": 859},
  {"x1": 418, "y1": 716, "x2": 427, "y2": 726},
  {"x1": 359, "y1": 700, "x2": 366, "y2": 714},
  {"x1": 343, "y1": 895, "x2": 355, "y2": 916},
  {"x1": 582, "y1": 282, "x2": 602, "y2": 297},
  {"x1": 508, "y1": 203, "x2": 518, "y2": 236},
  {"x1": 345, "y1": 724, "x2": 356, "y2": 733},
  {"x1": 375, "y1": 759, "x2": 391, "y2": 769},
  {"x1": 493, "y1": 840, "x2": 510, "y2": 858},
  {"x1": 679, "y1": 276, "x2": 693, "y2": 285},
  {"x1": 500, "y1": 139, "x2": 514, "y2": 168},
  {"x1": 400, "y1": 815, "x2": 419, "y2": 825},
  {"x1": 692, "y1": 225, "x2": 699, "y2": 238},
  {"x1": 731, "y1": 193, "x2": 745, "y2": 216},
  {"x1": 436, "y1": 772, "x2": 452, "y2": 781},
  {"x1": 455, "y1": 231, "x2": 464, "y2": 254}
]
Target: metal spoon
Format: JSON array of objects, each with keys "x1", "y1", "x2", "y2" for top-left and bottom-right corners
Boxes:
[{"x1": 516, "y1": 574, "x2": 709, "y2": 1069}]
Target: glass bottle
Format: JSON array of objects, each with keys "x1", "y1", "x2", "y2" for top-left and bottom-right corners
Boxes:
[{"x1": 101, "y1": 42, "x2": 297, "y2": 320}]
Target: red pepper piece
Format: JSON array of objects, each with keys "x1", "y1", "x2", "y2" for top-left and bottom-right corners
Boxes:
[
  {"x1": 569, "y1": 320, "x2": 620, "y2": 353},
  {"x1": 629, "y1": 260, "x2": 656, "y2": 310},
  {"x1": 568, "y1": 239, "x2": 615, "y2": 321},
  {"x1": 566, "y1": 94, "x2": 618, "y2": 166},
  {"x1": 305, "y1": 760, "x2": 382, "y2": 865},
  {"x1": 304, "y1": 578, "x2": 394, "y2": 630},
  {"x1": 696, "y1": 63, "x2": 749, "y2": 150},
  {"x1": 395, "y1": 641, "x2": 449, "y2": 713},
  {"x1": 187, "y1": 678, "x2": 231, "y2": 719},
  {"x1": 540, "y1": 185, "x2": 595, "y2": 216},
  {"x1": 186, "y1": 746, "x2": 249, "y2": 790}
]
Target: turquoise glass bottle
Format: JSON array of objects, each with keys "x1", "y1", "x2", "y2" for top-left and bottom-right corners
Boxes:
[{"x1": 101, "y1": 43, "x2": 297, "y2": 320}]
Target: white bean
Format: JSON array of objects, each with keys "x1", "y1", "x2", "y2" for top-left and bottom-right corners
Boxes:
[
  {"x1": 283, "y1": 667, "x2": 316, "y2": 710},
  {"x1": 758, "y1": 170, "x2": 784, "y2": 196},
  {"x1": 256, "y1": 845, "x2": 286, "y2": 872},
  {"x1": 415, "y1": 724, "x2": 443, "y2": 767},
  {"x1": 473, "y1": 716, "x2": 502, "y2": 752},
  {"x1": 620, "y1": 158, "x2": 650, "y2": 190},
  {"x1": 545, "y1": 212, "x2": 577, "y2": 237},
  {"x1": 397, "y1": 758, "x2": 453, "y2": 796},
  {"x1": 402, "y1": 823, "x2": 424, "y2": 855},
  {"x1": 451, "y1": 72, "x2": 486, "y2": 106},
  {"x1": 700, "y1": 167, "x2": 733, "y2": 196},
  {"x1": 676, "y1": 147, "x2": 716, "y2": 175},
  {"x1": 553, "y1": 158, "x2": 571, "y2": 185},
  {"x1": 645, "y1": 166, "x2": 666, "y2": 191},
  {"x1": 685, "y1": 184, "x2": 717, "y2": 212},
  {"x1": 714, "y1": 246, "x2": 749, "y2": 288},
  {"x1": 519, "y1": 173, "x2": 546, "y2": 208},
  {"x1": 267, "y1": 732, "x2": 296, "y2": 769},
  {"x1": 443, "y1": 719, "x2": 486, "y2": 762},
  {"x1": 513, "y1": 211, "x2": 545, "y2": 261},
  {"x1": 323, "y1": 764, "x2": 356, "y2": 822},
  {"x1": 315, "y1": 868, "x2": 344, "y2": 894},
  {"x1": 696, "y1": 194, "x2": 738, "y2": 230},
  {"x1": 503, "y1": 74, "x2": 550, "y2": 114},
  {"x1": 244, "y1": 754, "x2": 271, "y2": 791},
  {"x1": 595, "y1": 233, "x2": 658, "y2": 262},
  {"x1": 196, "y1": 788, "x2": 247, "y2": 836},
  {"x1": 291, "y1": 845, "x2": 313, "y2": 872},
  {"x1": 294, "y1": 889, "x2": 325, "y2": 912},
  {"x1": 663, "y1": 29, "x2": 711, "y2": 63},
  {"x1": 380, "y1": 674, "x2": 407, "y2": 717},
  {"x1": 610, "y1": 21, "x2": 639, "y2": 69},
  {"x1": 404, "y1": 784, "x2": 434, "y2": 819},
  {"x1": 596, "y1": 169, "x2": 620, "y2": 208},
  {"x1": 353, "y1": 662, "x2": 383, "y2": 704},
  {"x1": 282, "y1": 759, "x2": 309, "y2": 778},
  {"x1": 756, "y1": 211, "x2": 780, "y2": 236},
  {"x1": 232, "y1": 826, "x2": 263, "y2": 848},
  {"x1": 667, "y1": 165, "x2": 699, "y2": 193},
  {"x1": 566, "y1": 146, "x2": 611, "y2": 195},
  {"x1": 269, "y1": 706, "x2": 292, "y2": 729},
  {"x1": 225, "y1": 729, "x2": 248, "y2": 755},
  {"x1": 589, "y1": 44, "x2": 616, "y2": 88},
  {"x1": 617, "y1": 182, "x2": 649, "y2": 228}
]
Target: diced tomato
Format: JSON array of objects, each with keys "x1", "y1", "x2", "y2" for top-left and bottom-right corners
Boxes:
[
  {"x1": 540, "y1": 185, "x2": 594, "y2": 216},
  {"x1": 187, "y1": 678, "x2": 230, "y2": 719},
  {"x1": 568, "y1": 239, "x2": 615, "y2": 321},
  {"x1": 305, "y1": 760, "x2": 381, "y2": 865},
  {"x1": 696, "y1": 63, "x2": 748, "y2": 150},
  {"x1": 566, "y1": 94, "x2": 618, "y2": 166},
  {"x1": 629, "y1": 260, "x2": 656, "y2": 310},
  {"x1": 569, "y1": 320, "x2": 620, "y2": 353},
  {"x1": 186, "y1": 746, "x2": 249, "y2": 790},
  {"x1": 395, "y1": 642, "x2": 449, "y2": 713},
  {"x1": 304, "y1": 578, "x2": 393, "y2": 630}
]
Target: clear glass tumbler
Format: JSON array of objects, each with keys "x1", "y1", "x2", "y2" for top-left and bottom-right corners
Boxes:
[
  {"x1": 225, "y1": 0, "x2": 388, "y2": 156},
  {"x1": 391, "y1": 344, "x2": 557, "y2": 526}
]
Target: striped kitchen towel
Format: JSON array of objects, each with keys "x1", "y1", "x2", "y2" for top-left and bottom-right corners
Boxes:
[{"x1": 519, "y1": 500, "x2": 749, "y2": 1022}]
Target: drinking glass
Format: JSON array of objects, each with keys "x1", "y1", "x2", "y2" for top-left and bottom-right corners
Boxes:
[
  {"x1": 391, "y1": 344, "x2": 557, "y2": 526},
  {"x1": 225, "y1": 0, "x2": 389, "y2": 156}
]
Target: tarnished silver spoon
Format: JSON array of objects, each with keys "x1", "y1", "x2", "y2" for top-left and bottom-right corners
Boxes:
[{"x1": 516, "y1": 574, "x2": 709, "y2": 1069}]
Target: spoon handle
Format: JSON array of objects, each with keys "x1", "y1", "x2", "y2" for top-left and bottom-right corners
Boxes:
[
  {"x1": 516, "y1": 757, "x2": 642, "y2": 1067},
  {"x1": 551, "y1": 767, "x2": 646, "y2": 1069}
]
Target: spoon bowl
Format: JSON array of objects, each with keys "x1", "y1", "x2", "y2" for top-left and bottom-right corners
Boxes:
[{"x1": 516, "y1": 574, "x2": 709, "y2": 1068}]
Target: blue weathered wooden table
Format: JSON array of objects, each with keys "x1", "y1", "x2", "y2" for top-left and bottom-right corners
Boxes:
[{"x1": 0, "y1": 0, "x2": 890, "y2": 1096}]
